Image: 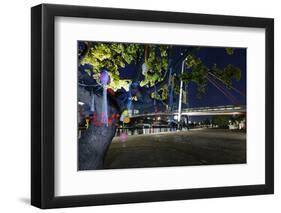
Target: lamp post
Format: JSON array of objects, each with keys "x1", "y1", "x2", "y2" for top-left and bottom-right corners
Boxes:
[{"x1": 177, "y1": 58, "x2": 185, "y2": 130}]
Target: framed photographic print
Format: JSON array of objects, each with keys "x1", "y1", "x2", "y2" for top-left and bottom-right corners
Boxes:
[{"x1": 31, "y1": 4, "x2": 274, "y2": 209}]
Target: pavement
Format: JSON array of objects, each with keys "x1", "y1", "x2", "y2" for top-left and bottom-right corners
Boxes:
[{"x1": 104, "y1": 128, "x2": 246, "y2": 169}]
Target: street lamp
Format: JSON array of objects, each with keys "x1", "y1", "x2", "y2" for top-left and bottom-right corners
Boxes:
[{"x1": 177, "y1": 58, "x2": 185, "y2": 130}]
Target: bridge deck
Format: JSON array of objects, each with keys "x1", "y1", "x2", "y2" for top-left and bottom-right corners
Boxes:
[{"x1": 130, "y1": 105, "x2": 246, "y2": 118}]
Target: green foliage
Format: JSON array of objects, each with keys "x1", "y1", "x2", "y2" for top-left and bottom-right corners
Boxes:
[
  {"x1": 80, "y1": 42, "x2": 242, "y2": 104},
  {"x1": 180, "y1": 53, "x2": 241, "y2": 98},
  {"x1": 151, "y1": 84, "x2": 168, "y2": 101},
  {"x1": 185, "y1": 54, "x2": 201, "y2": 68},
  {"x1": 212, "y1": 115, "x2": 231, "y2": 128},
  {"x1": 84, "y1": 68, "x2": 91, "y2": 76},
  {"x1": 181, "y1": 54, "x2": 208, "y2": 97},
  {"x1": 81, "y1": 43, "x2": 141, "y2": 91},
  {"x1": 81, "y1": 42, "x2": 168, "y2": 91},
  {"x1": 225, "y1": 48, "x2": 234, "y2": 55},
  {"x1": 231, "y1": 114, "x2": 246, "y2": 122},
  {"x1": 140, "y1": 45, "x2": 169, "y2": 87},
  {"x1": 212, "y1": 64, "x2": 241, "y2": 88}
]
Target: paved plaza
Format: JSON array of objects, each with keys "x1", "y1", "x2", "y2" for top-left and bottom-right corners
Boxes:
[{"x1": 104, "y1": 128, "x2": 246, "y2": 169}]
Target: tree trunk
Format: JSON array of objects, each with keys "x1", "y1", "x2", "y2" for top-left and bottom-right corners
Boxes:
[
  {"x1": 78, "y1": 87, "x2": 119, "y2": 170},
  {"x1": 77, "y1": 77, "x2": 165, "y2": 170}
]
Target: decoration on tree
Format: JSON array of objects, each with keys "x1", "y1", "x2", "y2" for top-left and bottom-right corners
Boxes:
[
  {"x1": 107, "y1": 88, "x2": 115, "y2": 96},
  {"x1": 123, "y1": 117, "x2": 130, "y2": 124},
  {"x1": 90, "y1": 93, "x2": 95, "y2": 112},
  {"x1": 100, "y1": 69, "x2": 110, "y2": 85},
  {"x1": 142, "y1": 63, "x2": 147, "y2": 75},
  {"x1": 100, "y1": 70, "x2": 110, "y2": 127},
  {"x1": 119, "y1": 132, "x2": 128, "y2": 143},
  {"x1": 85, "y1": 117, "x2": 90, "y2": 129},
  {"x1": 120, "y1": 114, "x2": 124, "y2": 122}
]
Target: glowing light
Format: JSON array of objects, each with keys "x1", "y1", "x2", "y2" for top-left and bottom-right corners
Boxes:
[
  {"x1": 123, "y1": 110, "x2": 129, "y2": 117},
  {"x1": 119, "y1": 132, "x2": 128, "y2": 143},
  {"x1": 101, "y1": 85, "x2": 108, "y2": 126},
  {"x1": 90, "y1": 95, "x2": 95, "y2": 112},
  {"x1": 100, "y1": 70, "x2": 110, "y2": 85},
  {"x1": 100, "y1": 70, "x2": 110, "y2": 127},
  {"x1": 124, "y1": 117, "x2": 130, "y2": 124}
]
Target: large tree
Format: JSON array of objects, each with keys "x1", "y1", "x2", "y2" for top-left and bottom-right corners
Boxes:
[{"x1": 78, "y1": 42, "x2": 241, "y2": 170}]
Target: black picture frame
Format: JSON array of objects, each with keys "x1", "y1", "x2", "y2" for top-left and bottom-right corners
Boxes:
[{"x1": 31, "y1": 3, "x2": 274, "y2": 209}]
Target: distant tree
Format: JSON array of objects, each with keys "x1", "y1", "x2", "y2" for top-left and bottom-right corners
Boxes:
[
  {"x1": 204, "y1": 118, "x2": 211, "y2": 125},
  {"x1": 212, "y1": 115, "x2": 231, "y2": 129}
]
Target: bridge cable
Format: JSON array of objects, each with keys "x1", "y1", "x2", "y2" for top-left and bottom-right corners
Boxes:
[
  {"x1": 207, "y1": 76, "x2": 238, "y2": 104},
  {"x1": 208, "y1": 72, "x2": 246, "y2": 97},
  {"x1": 206, "y1": 76, "x2": 238, "y2": 104}
]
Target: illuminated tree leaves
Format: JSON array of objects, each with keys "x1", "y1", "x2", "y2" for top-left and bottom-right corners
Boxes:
[
  {"x1": 225, "y1": 48, "x2": 234, "y2": 55},
  {"x1": 79, "y1": 42, "x2": 241, "y2": 102},
  {"x1": 80, "y1": 42, "x2": 168, "y2": 91}
]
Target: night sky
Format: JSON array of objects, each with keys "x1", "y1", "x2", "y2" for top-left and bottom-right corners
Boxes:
[
  {"x1": 118, "y1": 45, "x2": 246, "y2": 108},
  {"x1": 188, "y1": 47, "x2": 246, "y2": 108},
  {"x1": 79, "y1": 42, "x2": 246, "y2": 112}
]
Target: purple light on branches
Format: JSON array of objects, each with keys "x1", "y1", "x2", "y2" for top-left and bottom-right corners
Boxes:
[
  {"x1": 100, "y1": 70, "x2": 110, "y2": 126},
  {"x1": 100, "y1": 70, "x2": 110, "y2": 85}
]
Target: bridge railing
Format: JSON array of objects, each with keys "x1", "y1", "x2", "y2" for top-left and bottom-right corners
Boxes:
[{"x1": 130, "y1": 105, "x2": 246, "y2": 118}]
